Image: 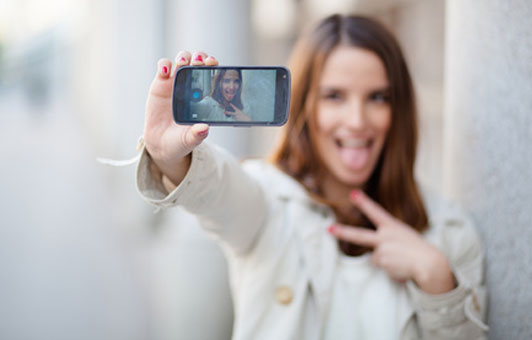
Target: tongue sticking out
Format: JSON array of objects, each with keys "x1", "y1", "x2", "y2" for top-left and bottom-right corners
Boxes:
[{"x1": 339, "y1": 147, "x2": 369, "y2": 170}]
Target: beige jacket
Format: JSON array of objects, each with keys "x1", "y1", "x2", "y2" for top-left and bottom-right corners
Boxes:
[{"x1": 136, "y1": 142, "x2": 489, "y2": 340}]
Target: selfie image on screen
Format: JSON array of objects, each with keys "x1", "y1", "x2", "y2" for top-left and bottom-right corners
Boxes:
[{"x1": 186, "y1": 69, "x2": 276, "y2": 123}]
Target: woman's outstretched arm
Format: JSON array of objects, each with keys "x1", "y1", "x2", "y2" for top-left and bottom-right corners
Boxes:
[{"x1": 138, "y1": 51, "x2": 267, "y2": 255}]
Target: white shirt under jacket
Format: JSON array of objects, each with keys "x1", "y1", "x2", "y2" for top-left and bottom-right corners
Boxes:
[
  {"x1": 136, "y1": 142, "x2": 489, "y2": 340},
  {"x1": 322, "y1": 253, "x2": 409, "y2": 339}
]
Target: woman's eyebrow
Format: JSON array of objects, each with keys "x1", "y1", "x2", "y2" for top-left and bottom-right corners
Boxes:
[
  {"x1": 319, "y1": 86, "x2": 344, "y2": 92},
  {"x1": 318, "y1": 85, "x2": 391, "y2": 92},
  {"x1": 370, "y1": 85, "x2": 391, "y2": 92}
]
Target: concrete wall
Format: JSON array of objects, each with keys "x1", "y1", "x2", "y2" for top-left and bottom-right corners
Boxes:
[{"x1": 444, "y1": 1, "x2": 532, "y2": 338}]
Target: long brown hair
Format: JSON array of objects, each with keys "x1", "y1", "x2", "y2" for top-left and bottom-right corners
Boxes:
[{"x1": 270, "y1": 14, "x2": 428, "y2": 256}]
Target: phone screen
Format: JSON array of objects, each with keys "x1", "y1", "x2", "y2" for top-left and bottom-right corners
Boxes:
[{"x1": 173, "y1": 66, "x2": 290, "y2": 126}]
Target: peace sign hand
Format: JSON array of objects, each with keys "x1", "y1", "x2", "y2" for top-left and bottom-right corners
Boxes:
[
  {"x1": 225, "y1": 103, "x2": 251, "y2": 122},
  {"x1": 328, "y1": 190, "x2": 456, "y2": 295}
]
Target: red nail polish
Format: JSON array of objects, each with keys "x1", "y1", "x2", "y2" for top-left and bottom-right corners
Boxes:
[
  {"x1": 194, "y1": 55, "x2": 203, "y2": 62},
  {"x1": 198, "y1": 129, "x2": 208, "y2": 137},
  {"x1": 180, "y1": 57, "x2": 186, "y2": 62},
  {"x1": 327, "y1": 225, "x2": 336, "y2": 233},
  {"x1": 162, "y1": 66, "x2": 168, "y2": 74},
  {"x1": 350, "y1": 190, "x2": 360, "y2": 200}
]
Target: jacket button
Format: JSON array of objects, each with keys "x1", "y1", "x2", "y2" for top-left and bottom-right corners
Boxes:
[{"x1": 275, "y1": 286, "x2": 293, "y2": 305}]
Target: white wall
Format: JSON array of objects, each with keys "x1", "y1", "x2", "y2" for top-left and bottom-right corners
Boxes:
[{"x1": 0, "y1": 0, "x2": 167, "y2": 339}]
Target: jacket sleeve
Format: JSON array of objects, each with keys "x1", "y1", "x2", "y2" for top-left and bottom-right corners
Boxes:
[
  {"x1": 136, "y1": 142, "x2": 267, "y2": 255},
  {"x1": 406, "y1": 210, "x2": 489, "y2": 339}
]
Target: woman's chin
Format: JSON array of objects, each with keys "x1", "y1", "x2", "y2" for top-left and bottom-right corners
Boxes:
[
  {"x1": 328, "y1": 162, "x2": 373, "y2": 188},
  {"x1": 338, "y1": 173, "x2": 369, "y2": 187}
]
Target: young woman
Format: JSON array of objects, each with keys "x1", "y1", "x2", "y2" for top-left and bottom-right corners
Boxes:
[
  {"x1": 192, "y1": 68, "x2": 251, "y2": 122},
  {"x1": 138, "y1": 15, "x2": 488, "y2": 339}
]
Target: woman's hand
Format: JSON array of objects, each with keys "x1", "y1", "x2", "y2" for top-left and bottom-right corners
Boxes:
[
  {"x1": 328, "y1": 190, "x2": 456, "y2": 295},
  {"x1": 144, "y1": 51, "x2": 218, "y2": 185},
  {"x1": 225, "y1": 103, "x2": 251, "y2": 121}
]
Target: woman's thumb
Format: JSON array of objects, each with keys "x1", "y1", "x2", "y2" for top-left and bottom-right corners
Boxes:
[{"x1": 184, "y1": 124, "x2": 209, "y2": 149}]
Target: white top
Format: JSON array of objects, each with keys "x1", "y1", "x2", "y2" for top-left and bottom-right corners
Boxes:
[
  {"x1": 323, "y1": 253, "x2": 412, "y2": 340},
  {"x1": 191, "y1": 96, "x2": 249, "y2": 122}
]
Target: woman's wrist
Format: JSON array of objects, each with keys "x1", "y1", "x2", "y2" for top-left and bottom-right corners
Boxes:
[
  {"x1": 146, "y1": 146, "x2": 191, "y2": 189},
  {"x1": 413, "y1": 249, "x2": 456, "y2": 295},
  {"x1": 161, "y1": 173, "x2": 178, "y2": 193}
]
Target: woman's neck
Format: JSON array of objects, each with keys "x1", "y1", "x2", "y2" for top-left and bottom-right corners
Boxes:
[{"x1": 320, "y1": 174, "x2": 361, "y2": 212}]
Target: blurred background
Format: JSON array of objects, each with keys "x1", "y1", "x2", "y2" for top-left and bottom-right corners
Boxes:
[{"x1": 0, "y1": 0, "x2": 530, "y2": 339}]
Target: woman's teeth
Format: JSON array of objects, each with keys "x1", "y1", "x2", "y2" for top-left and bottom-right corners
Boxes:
[{"x1": 338, "y1": 139, "x2": 370, "y2": 148}]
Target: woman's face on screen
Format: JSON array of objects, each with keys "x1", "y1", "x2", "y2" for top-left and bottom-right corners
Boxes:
[
  {"x1": 313, "y1": 46, "x2": 392, "y2": 187},
  {"x1": 221, "y1": 70, "x2": 241, "y2": 102}
]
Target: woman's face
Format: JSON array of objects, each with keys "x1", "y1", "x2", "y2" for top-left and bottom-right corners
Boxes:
[
  {"x1": 313, "y1": 46, "x2": 392, "y2": 188},
  {"x1": 221, "y1": 70, "x2": 240, "y2": 102}
]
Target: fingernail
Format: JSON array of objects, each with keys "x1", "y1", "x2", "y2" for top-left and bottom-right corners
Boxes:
[
  {"x1": 179, "y1": 57, "x2": 186, "y2": 62},
  {"x1": 350, "y1": 189, "x2": 360, "y2": 200},
  {"x1": 162, "y1": 66, "x2": 168, "y2": 74},
  {"x1": 194, "y1": 54, "x2": 203, "y2": 62},
  {"x1": 327, "y1": 225, "x2": 336, "y2": 233},
  {"x1": 198, "y1": 129, "x2": 208, "y2": 137}
]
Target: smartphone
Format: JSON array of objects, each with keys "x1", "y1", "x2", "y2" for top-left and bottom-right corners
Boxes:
[{"x1": 173, "y1": 66, "x2": 290, "y2": 126}]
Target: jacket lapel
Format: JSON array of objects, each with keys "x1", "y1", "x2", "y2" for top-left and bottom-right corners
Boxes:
[
  {"x1": 290, "y1": 200, "x2": 338, "y2": 332},
  {"x1": 264, "y1": 166, "x2": 337, "y2": 333}
]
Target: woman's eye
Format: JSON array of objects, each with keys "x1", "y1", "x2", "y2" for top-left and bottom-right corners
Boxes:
[
  {"x1": 369, "y1": 91, "x2": 390, "y2": 103},
  {"x1": 322, "y1": 91, "x2": 343, "y2": 101}
]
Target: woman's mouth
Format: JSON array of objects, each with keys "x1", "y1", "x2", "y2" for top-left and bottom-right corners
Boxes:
[
  {"x1": 224, "y1": 90, "x2": 235, "y2": 101},
  {"x1": 335, "y1": 137, "x2": 373, "y2": 170}
]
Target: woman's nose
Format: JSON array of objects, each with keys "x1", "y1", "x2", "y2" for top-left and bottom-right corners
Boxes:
[{"x1": 343, "y1": 100, "x2": 366, "y2": 129}]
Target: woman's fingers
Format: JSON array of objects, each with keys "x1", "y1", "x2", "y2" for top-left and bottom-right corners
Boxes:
[
  {"x1": 156, "y1": 58, "x2": 172, "y2": 80},
  {"x1": 328, "y1": 224, "x2": 378, "y2": 247},
  {"x1": 349, "y1": 189, "x2": 396, "y2": 227},
  {"x1": 204, "y1": 55, "x2": 218, "y2": 66},
  {"x1": 182, "y1": 123, "x2": 209, "y2": 150},
  {"x1": 173, "y1": 51, "x2": 218, "y2": 76},
  {"x1": 173, "y1": 51, "x2": 192, "y2": 76},
  {"x1": 226, "y1": 104, "x2": 251, "y2": 122},
  {"x1": 147, "y1": 58, "x2": 174, "y2": 101},
  {"x1": 175, "y1": 50, "x2": 191, "y2": 64},
  {"x1": 190, "y1": 51, "x2": 208, "y2": 66},
  {"x1": 226, "y1": 103, "x2": 238, "y2": 114}
]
